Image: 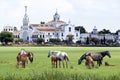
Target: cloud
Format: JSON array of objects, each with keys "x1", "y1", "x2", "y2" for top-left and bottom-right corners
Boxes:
[{"x1": 0, "y1": 0, "x2": 120, "y2": 32}]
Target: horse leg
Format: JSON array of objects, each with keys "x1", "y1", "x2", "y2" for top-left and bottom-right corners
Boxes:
[
  {"x1": 51, "y1": 61, "x2": 54, "y2": 68},
  {"x1": 51, "y1": 59, "x2": 54, "y2": 68},
  {"x1": 97, "y1": 61, "x2": 100, "y2": 66},
  {"x1": 16, "y1": 61, "x2": 19, "y2": 68},
  {"x1": 62, "y1": 61, "x2": 65, "y2": 68},
  {"x1": 56, "y1": 61, "x2": 57, "y2": 68},
  {"x1": 26, "y1": 59, "x2": 28, "y2": 64},
  {"x1": 66, "y1": 61, "x2": 68, "y2": 68},
  {"x1": 100, "y1": 60, "x2": 103, "y2": 65},
  {"x1": 85, "y1": 61, "x2": 89, "y2": 69},
  {"x1": 59, "y1": 61, "x2": 61, "y2": 68},
  {"x1": 98, "y1": 60, "x2": 101, "y2": 66},
  {"x1": 22, "y1": 61, "x2": 25, "y2": 68},
  {"x1": 92, "y1": 62, "x2": 94, "y2": 68}
]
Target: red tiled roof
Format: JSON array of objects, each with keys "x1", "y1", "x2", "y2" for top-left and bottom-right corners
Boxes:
[
  {"x1": 48, "y1": 20, "x2": 66, "y2": 23},
  {"x1": 37, "y1": 27, "x2": 58, "y2": 31},
  {"x1": 4, "y1": 26, "x2": 13, "y2": 29},
  {"x1": 13, "y1": 31, "x2": 20, "y2": 35},
  {"x1": 30, "y1": 24, "x2": 40, "y2": 27}
]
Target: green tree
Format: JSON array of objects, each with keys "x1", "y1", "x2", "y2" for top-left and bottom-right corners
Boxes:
[
  {"x1": 115, "y1": 30, "x2": 120, "y2": 35},
  {"x1": 49, "y1": 38, "x2": 61, "y2": 44},
  {"x1": 106, "y1": 39, "x2": 113, "y2": 45},
  {"x1": 14, "y1": 38, "x2": 23, "y2": 44},
  {"x1": 86, "y1": 37, "x2": 90, "y2": 44},
  {"x1": 91, "y1": 38, "x2": 100, "y2": 45},
  {"x1": 0, "y1": 31, "x2": 14, "y2": 45},
  {"x1": 98, "y1": 29, "x2": 111, "y2": 34},
  {"x1": 37, "y1": 38, "x2": 44, "y2": 45},
  {"x1": 75, "y1": 26, "x2": 87, "y2": 34},
  {"x1": 40, "y1": 21, "x2": 45, "y2": 24},
  {"x1": 67, "y1": 35, "x2": 73, "y2": 42}
]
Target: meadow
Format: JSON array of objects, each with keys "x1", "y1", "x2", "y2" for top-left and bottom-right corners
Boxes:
[{"x1": 0, "y1": 47, "x2": 120, "y2": 80}]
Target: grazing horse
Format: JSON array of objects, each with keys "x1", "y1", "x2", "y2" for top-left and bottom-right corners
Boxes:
[
  {"x1": 16, "y1": 52, "x2": 33, "y2": 68},
  {"x1": 48, "y1": 50, "x2": 69, "y2": 68},
  {"x1": 85, "y1": 55, "x2": 94, "y2": 69},
  {"x1": 51, "y1": 55, "x2": 61, "y2": 68},
  {"x1": 78, "y1": 51, "x2": 111, "y2": 66}
]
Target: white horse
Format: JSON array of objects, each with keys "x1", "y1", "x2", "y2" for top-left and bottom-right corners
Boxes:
[{"x1": 48, "y1": 50, "x2": 69, "y2": 68}]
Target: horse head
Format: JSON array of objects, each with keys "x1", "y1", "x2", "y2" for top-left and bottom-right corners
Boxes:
[
  {"x1": 78, "y1": 53, "x2": 86, "y2": 65},
  {"x1": 27, "y1": 52, "x2": 34, "y2": 63},
  {"x1": 64, "y1": 54, "x2": 70, "y2": 62},
  {"x1": 48, "y1": 51, "x2": 52, "y2": 57},
  {"x1": 105, "y1": 51, "x2": 111, "y2": 58}
]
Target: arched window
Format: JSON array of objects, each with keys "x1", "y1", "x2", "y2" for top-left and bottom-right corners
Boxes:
[
  {"x1": 40, "y1": 35, "x2": 42, "y2": 38},
  {"x1": 48, "y1": 33, "x2": 50, "y2": 35}
]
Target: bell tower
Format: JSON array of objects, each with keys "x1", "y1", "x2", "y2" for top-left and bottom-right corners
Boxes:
[
  {"x1": 20, "y1": 6, "x2": 32, "y2": 42},
  {"x1": 53, "y1": 9, "x2": 60, "y2": 21},
  {"x1": 23, "y1": 6, "x2": 29, "y2": 26}
]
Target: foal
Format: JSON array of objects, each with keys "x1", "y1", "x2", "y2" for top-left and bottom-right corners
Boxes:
[
  {"x1": 51, "y1": 55, "x2": 61, "y2": 68},
  {"x1": 105, "y1": 62, "x2": 115, "y2": 66},
  {"x1": 85, "y1": 55, "x2": 94, "y2": 69}
]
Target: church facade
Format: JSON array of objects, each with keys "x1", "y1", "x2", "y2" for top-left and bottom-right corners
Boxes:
[{"x1": 16, "y1": 6, "x2": 80, "y2": 43}]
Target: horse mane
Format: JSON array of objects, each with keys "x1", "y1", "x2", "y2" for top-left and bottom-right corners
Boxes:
[{"x1": 80, "y1": 53, "x2": 86, "y2": 60}]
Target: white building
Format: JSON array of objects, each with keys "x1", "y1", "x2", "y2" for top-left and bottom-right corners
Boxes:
[
  {"x1": 3, "y1": 26, "x2": 17, "y2": 32},
  {"x1": 80, "y1": 27, "x2": 116, "y2": 43},
  {"x1": 117, "y1": 31, "x2": 120, "y2": 44},
  {"x1": 18, "y1": 6, "x2": 80, "y2": 43}
]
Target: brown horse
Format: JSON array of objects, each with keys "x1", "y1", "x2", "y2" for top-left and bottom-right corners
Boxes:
[
  {"x1": 16, "y1": 52, "x2": 31, "y2": 68},
  {"x1": 85, "y1": 55, "x2": 94, "y2": 69},
  {"x1": 51, "y1": 56, "x2": 61, "y2": 68}
]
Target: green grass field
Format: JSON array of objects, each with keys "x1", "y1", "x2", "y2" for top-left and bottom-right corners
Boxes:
[{"x1": 0, "y1": 47, "x2": 120, "y2": 80}]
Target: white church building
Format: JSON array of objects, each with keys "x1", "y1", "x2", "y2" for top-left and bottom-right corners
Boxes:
[{"x1": 3, "y1": 6, "x2": 80, "y2": 43}]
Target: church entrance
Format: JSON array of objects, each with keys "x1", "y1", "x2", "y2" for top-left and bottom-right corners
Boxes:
[{"x1": 22, "y1": 31, "x2": 29, "y2": 42}]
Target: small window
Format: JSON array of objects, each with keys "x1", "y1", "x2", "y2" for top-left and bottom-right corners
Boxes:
[
  {"x1": 69, "y1": 27, "x2": 71, "y2": 32},
  {"x1": 61, "y1": 33, "x2": 63, "y2": 36},
  {"x1": 40, "y1": 35, "x2": 42, "y2": 38},
  {"x1": 76, "y1": 33, "x2": 78, "y2": 37}
]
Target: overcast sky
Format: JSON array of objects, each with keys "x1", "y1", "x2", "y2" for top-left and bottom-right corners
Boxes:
[{"x1": 0, "y1": 0, "x2": 120, "y2": 32}]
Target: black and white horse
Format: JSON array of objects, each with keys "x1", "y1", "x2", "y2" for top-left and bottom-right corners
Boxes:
[{"x1": 78, "y1": 51, "x2": 111, "y2": 66}]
